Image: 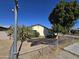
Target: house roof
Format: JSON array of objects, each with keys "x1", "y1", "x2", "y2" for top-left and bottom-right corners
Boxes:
[
  {"x1": 71, "y1": 28, "x2": 79, "y2": 31},
  {"x1": 0, "y1": 25, "x2": 10, "y2": 28},
  {"x1": 31, "y1": 24, "x2": 49, "y2": 30},
  {"x1": 0, "y1": 26, "x2": 9, "y2": 31}
]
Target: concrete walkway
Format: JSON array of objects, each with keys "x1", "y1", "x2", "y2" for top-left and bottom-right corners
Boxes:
[
  {"x1": 64, "y1": 43, "x2": 79, "y2": 57},
  {"x1": 52, "y1": 50, "x2": 79, "y2": 59}
]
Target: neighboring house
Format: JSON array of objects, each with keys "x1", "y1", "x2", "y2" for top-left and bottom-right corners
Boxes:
[
  {"x1": 0, "y1": 27, "x2": 9, "y2": 31},
  {"x1": 31, "y1": 24, "x2": 51, "y2": 37},
  {"x1": 0, "y1": 26, "x2": 10, "y2": 40},
  {"x1": 70, "y1": 28, "x2": 79, "y2": 34}
]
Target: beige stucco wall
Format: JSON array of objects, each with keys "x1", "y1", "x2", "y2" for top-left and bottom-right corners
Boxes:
[
  {"x1": 0, "y1": 31, "x2": 10, "y2": 40},
  {"x1": 32, "y1": 25, "x2": 49, "y2": 37}
]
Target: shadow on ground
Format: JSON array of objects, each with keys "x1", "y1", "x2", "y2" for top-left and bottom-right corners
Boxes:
[{"x1": 27, "y1": 38, "x2": 57, "y2": 46}]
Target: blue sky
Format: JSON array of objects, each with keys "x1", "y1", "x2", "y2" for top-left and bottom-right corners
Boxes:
[{"x1": 0, "y1": 0, "x2": 79, "y2": 28}]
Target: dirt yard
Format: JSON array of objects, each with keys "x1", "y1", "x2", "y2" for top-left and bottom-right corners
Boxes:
[{"x1": 0, "y1": 38, "x2": 79, "y2": 59}]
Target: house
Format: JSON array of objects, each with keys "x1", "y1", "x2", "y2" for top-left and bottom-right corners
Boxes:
[
  {"x1": 70, "y1": 28, "x2": 79, "y2": 34},
  {"x1": 31, "y1": 24, "x2": 51, "y2": 37},
  {"x1": 0, "y1": 27, "x2": 9, "y2": 31},
  {"x1": 0, "y1": 26, "x2": 10, "y2": 40}
]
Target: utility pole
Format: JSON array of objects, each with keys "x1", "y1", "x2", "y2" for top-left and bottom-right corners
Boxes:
[{"x1": 12, "y1": 0, "x2": 19, "y2": 59}]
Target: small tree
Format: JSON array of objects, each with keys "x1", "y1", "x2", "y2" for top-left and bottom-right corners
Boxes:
[
  {"x1": 16, "y1": 26, "x2": 29, "y2": 59},
  {"x1": 7, "y1": 26, "x2": 13, "y2": 39},
  {"x1": 16, "y1": 26, "x2": 39, "y2": 59}
]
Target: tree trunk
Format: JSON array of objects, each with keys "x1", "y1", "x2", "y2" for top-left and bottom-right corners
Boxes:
[
  {"x1": 16, "y1": 41, "x2": 23, "y2": 59},
  {"x1": 56, "y1": 33, "x2": 59, "y2": 47},
  {"x1": 56, "y1": 24, "x2": 59, "y2": 50}
]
